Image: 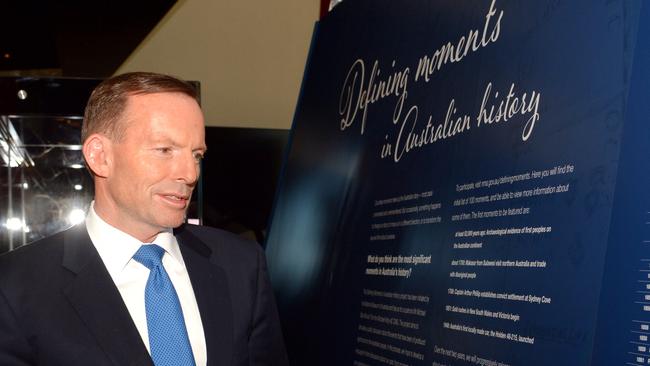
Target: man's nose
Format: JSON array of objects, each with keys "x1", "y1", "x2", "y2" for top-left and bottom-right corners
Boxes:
[{"x1": 175, "y1": 151, "x2": 200, "y2": 185}]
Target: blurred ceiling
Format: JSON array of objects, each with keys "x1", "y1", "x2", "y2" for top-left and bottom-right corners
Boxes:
[{"x1": 0, "y1": 1, "x2": 176, "y2": 77}]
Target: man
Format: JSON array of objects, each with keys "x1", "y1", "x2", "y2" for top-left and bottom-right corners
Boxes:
[{"x1": 0, "y1": 72, "x2": 289, "y2": 366}]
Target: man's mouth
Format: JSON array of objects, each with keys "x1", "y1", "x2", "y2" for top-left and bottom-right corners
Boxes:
[
  {"x1": 165, "y1": 195, "x2": 187, "y2": 200},
  {"x1": 159, "y1": 193, "x2": 190, "y2": 207}
]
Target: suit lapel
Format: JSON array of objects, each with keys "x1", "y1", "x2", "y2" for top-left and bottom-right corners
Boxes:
[
  {"x1": 61, "y1": 225, "x2": 153, "y2": 366},
  {"x1": 176, "y1": 226, "x2": 234, "y2": 366}
]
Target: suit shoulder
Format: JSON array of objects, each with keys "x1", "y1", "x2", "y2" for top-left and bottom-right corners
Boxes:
[
  {"x1": 180, "y1": 224, "x2": 263, "y2": 259},
  {"x1": 0, "y1": 224, "x2": 81, "y2": 290},
  {"x1": 0, "y1": 225, "x2": 73, "y2": 270}
]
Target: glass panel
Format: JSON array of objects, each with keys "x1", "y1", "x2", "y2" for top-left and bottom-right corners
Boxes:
[{"x1": 0, "y1": 116, "x2": 93, "y2": 253}]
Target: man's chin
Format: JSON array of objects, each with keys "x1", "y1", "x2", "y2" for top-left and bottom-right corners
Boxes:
[{"x1": 156, "y1": 214, "x2": 188, "y2": 229}]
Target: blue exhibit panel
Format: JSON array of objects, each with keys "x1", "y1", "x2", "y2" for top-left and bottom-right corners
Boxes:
[
  {"x1": 592, "y1": 1, "x2": 650, "y2": 365},
  {"x1": 265, "y1": 1, "x2": 647, "y2": 365}
]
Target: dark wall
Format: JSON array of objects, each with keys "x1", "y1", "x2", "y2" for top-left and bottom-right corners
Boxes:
[{"x1": 201, "y1": 127, "x2": 289, "y2": 244}]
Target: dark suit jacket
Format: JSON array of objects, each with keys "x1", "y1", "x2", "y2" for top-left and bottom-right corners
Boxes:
[{"x1": 0, "y1": 223, "x2": 289, "y2": 366}]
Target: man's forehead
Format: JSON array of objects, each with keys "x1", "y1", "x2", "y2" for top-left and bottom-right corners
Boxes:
[
  {"x1": 118, "y1": 92, "x2": 205, "y2": 140},
  {"x1": 121, "y1": 92, "x2": 204, "y2": 121}
]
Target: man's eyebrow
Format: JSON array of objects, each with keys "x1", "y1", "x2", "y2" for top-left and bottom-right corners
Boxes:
[
  {"x1": 150, "y1": 135, "x2": 177, "y2": 145},
  {"x1": 194, "y1": 146, "x2": 207, "y2": 152}
]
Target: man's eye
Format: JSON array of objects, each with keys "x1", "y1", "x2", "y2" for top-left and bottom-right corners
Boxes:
[
  {"x1": 156, "y1": 147, "x2": 173, "y2": 154},
  {"x1": 194, "y1": 153, "x2": 204, "y2": 162}
]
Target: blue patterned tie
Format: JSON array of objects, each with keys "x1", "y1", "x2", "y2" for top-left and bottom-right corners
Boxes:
[{"x1": 133, "y1": 244, "x2": 196, "y2": 366}]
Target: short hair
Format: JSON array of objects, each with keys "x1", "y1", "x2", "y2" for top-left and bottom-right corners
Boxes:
[{"x1": 81, "y1": 71, "x2": 199, "y2": 143}]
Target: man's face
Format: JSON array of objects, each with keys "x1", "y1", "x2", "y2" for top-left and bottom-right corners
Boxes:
[{"x1": 102, "y1": 92, "x2": 206, "y2": 238}]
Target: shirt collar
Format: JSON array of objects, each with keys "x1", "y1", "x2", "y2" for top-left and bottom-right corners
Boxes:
[{"x1": 85, "y1": 201, "x2": 185, "y2": 282}]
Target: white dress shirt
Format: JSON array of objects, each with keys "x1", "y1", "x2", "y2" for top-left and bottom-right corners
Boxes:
[{"x1": 85, "y1": 203, "x2": 207, "y2": 365}]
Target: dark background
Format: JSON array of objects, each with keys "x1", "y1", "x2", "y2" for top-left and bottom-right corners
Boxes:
[{"x1": 0, "y1": 1, "x2": 175, "y2": 76}]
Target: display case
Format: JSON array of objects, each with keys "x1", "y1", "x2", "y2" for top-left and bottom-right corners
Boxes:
[{"x1": 1, "y1": 114, "x2": 92, "y2": 253}]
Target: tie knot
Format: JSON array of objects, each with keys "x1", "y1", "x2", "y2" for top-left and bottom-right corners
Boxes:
[{"x1": 133, "y1": 244, "x2": 165, "y2": 270}]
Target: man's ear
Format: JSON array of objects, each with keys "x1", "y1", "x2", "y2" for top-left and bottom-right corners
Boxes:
[{"x1": 82, "y1": 134, "x2": 112, "y2": 178}]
